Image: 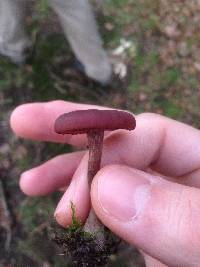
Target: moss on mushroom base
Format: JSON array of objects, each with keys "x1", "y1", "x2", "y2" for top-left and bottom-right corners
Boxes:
[{"x1": 50, "y1": 203, "x2": 120, "y2": 267}]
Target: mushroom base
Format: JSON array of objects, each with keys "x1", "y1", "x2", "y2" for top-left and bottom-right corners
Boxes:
[
  {"x1": 50, "y1": 205, "x2": 120, "y2": 267},
  {"x1": 50, "y1": 222, "x2": 119, "y2": 267}
]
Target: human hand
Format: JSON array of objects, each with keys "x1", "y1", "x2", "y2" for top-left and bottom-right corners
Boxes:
[{"x1": 10, "y1": 101, "x2": 200, "y2": 267}]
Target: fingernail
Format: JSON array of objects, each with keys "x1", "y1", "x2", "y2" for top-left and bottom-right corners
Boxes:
[
  {"x1": 97, "y1": 166, "x2": 151, "y2": 222},
  {"x1": 54, "y1": 177, "x2": 76, "y2": 222}
]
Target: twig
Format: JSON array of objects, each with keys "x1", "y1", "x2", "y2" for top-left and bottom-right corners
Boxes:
[{"x1": 0, "y1": 178, "x2": 12, "y2": 250}]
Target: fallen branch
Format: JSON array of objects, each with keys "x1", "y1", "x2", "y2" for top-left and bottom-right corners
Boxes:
[{"x1": 0, "y1": 178, "x2": 12, "y2": 250}]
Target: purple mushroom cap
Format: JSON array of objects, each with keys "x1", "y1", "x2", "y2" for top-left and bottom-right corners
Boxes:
[{"x1": 54, "y1": 109, "x2": 136, "y2": 135}]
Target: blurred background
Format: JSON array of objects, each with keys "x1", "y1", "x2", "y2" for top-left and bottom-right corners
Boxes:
[{"x1": 0, "y1": 0, "x2": 200, "y2": 266}]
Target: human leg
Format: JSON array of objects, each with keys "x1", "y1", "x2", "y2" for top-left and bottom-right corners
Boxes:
[
  {"x1": 0, "y1": 0, "x2": 31, "y2": 63},
  {"x1": 50, "y1": 0, "x2": 112, "y2": 84}
]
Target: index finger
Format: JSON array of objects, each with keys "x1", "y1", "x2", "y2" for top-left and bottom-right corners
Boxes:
[{"x1": 10, "y1": 100, "x2": 106, "y2": 146}]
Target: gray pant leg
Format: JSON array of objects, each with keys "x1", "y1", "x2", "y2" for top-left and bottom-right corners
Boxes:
[
  {"x1": 50, "y1": 0, "x2": 112, "y2": 83},
  {"x1": 0, "y1": 0, "x2": 31, "y2": 63}
]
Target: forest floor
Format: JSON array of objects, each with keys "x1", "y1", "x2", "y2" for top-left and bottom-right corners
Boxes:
[{"x1": 0, "y1": 0, "x2": 200, "y2": 266}]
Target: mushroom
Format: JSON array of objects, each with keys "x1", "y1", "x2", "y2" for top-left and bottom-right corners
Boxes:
[{"x1": 54, "y1": 109, "x2": 136, "y2": 250}]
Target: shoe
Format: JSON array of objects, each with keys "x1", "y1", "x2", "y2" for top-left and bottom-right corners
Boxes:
[
  {"x1": 0, "y1": 38, "x2": 32, "y2": 64},
  {"x1": 73, "y1": 57, "x2": 112, "y2": 86}
]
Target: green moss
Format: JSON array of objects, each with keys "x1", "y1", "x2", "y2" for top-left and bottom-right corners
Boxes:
[
  {"x1": 70, "y1": 202, "x2": 82, "y2": 230},
  {"x1": 162, "y1": 68, "x2": 180, "y2": 87},
  {"x1": 144, "y1": 14, "x2": 160, "y2": 32},
  {"x1": 163, "y1": 101, "x2": 181, "y2": 118},
  {"x1": 19, "y1": 197, "x2": 55, "y2": 232}
]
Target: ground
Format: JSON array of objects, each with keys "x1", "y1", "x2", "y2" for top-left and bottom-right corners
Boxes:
[{"x1": 0, "y1": 0, "x2": 200, "y2": 266}]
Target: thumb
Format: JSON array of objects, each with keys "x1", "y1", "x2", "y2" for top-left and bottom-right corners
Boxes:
[{"x1": 91, "y1": 165, "x2": 200, "y2": 267}]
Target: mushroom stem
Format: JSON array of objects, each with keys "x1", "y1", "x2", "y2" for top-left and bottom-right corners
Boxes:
[
  {"x1": 83, "y1": 130, "x2": 105, "y2": 246},
  {"x1": 87, "y1": 130, "x2": 104, "y2": 185}
]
